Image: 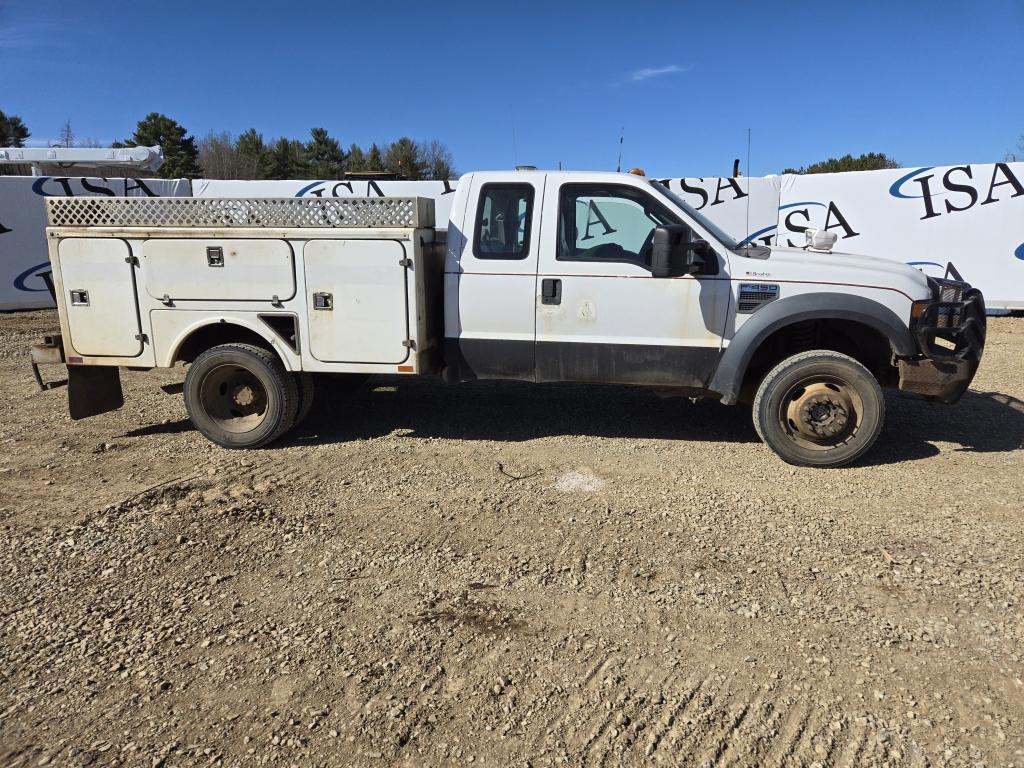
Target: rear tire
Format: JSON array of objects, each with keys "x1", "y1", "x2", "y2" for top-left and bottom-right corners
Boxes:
[
  {"x1": 294, "y1": 373, "x2": 315, "y2": 427},
  {"x1": 753, "y1": 350, "x2": 884, "y2": 468},
  {"x1": 184, "y1": 343, "x2": 299, "y2": 449}
]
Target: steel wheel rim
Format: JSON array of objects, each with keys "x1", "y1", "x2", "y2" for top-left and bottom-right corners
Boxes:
[
  {"x1": 198, "y1": 363, "x2": 269, "y2": 434},
  {"x1": 778, "y1": 375, "x2": 864, "y2": 451}
]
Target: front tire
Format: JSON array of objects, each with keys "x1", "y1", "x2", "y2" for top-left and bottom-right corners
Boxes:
[
  {"x1": 184, "y1": 343, "x2": 299, "y2": 449},
  {"x1": 753, "y1": 350, "x2": 884, "y2": 468}
]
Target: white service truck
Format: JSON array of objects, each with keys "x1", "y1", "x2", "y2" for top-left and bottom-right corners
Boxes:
[{"x1": 30, "y1": 169, "x2": 986, "y2": 467}]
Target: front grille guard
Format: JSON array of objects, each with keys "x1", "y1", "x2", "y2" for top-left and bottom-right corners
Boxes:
[{"x1": 914, "y1": 285, "x2": 986, "y2": 362}]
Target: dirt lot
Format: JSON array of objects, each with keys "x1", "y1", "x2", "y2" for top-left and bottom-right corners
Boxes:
[{"x1": 1, "y1": 310, "x2": 1022, "y2": 768}]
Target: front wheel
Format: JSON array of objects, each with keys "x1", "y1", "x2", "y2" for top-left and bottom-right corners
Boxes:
[
  {"x1": 753, "y1": 350, "x2": 884, "y2": 468},
  {"x1": 184, "y1": 343, "x2": 299, "y2": 449}
]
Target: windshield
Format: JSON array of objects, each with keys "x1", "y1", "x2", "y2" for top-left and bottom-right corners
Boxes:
[{"x1": 650, "y1": 181, "x2": 740, "y2": 250}]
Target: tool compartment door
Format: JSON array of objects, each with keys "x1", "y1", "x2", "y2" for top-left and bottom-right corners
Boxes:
[
  {"x1": 304, "y1": 239, "x2": 410, "y2": 364},
  {"x1": 58, "y1": 238, "x2": 143, "y2": 357},
  {"x1": 142, "y1": 239, "x2": 295, "y2": 302}
]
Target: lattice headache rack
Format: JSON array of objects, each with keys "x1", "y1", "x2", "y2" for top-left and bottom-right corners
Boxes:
[{"x1": 46, "y1": 196, "x2": 435, "y2": 229}]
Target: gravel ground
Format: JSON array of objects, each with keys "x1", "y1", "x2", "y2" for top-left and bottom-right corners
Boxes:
[{"x1": 1, "y1": 309, "x2": 1022, "y2": 768}]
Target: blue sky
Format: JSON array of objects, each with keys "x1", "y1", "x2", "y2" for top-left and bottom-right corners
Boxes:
[{"x1": 2, "y1": 0, "x2": 1021, "y2": 177}]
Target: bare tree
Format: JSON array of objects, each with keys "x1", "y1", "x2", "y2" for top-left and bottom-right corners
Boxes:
[
  {"x1": 1007, "y1": 134, "x2": 1023, "y2": 162},
  {"x1": 198, "y1": 131, "x2": 246, "y2": 179},
  {"x1": 58, "y1": 119, "x2": 74, "y2": 148},
  {"x1": 418, "y1": 139, "x2": 456, "y2": 180}
]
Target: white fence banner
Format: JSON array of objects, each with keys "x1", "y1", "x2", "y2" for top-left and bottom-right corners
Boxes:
[{"x1": 0, "y1": 176, "x2": 191, "y2": 310}]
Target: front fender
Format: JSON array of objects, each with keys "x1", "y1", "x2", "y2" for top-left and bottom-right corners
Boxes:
[{"x1": 708, "y1": 293, "x2": 917, "y2": 404}]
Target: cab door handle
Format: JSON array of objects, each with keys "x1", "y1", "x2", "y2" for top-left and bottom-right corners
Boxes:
[{"x1": 541, "y1": 278, "x2": 561, "y2": 305}]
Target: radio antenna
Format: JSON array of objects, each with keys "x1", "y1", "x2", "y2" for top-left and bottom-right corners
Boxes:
[
  {"x1": 511, "y1": 108, "x2": 519, "y2": 167},
  {"x1": 616, "y1": 126, "x2": 624, "y2": 172},
  {"x1": 744, "y1": 127, "x2": 752, "y2": 247}
]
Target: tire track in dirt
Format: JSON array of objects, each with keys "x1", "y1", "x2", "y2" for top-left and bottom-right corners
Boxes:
[
  {"x1": 834, "y1": 719, "x2": 868, "y2": 767},
  {"x1": 542, "y1": 666, "x2": 926, "y2": 768},
  {"x1": 644, "y1": 673, "x2": 707, "y2": 759},
  {"x1": 663, "y1": 676, "x2": 734, "y2": 758}
]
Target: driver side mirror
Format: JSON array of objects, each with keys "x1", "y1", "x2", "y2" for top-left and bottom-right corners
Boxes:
[{"x1": 650, "y1": 225, "x2": 710, "y2": 278}]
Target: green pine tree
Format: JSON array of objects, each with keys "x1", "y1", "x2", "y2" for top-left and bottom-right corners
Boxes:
[
  {"x1": 305, "y1": 127, "x2": 345, "y2": 179},
  {"x1": 0, "y1": 110, "x2": 31, "y2": 147},
  {"x1": 366, "y1": 143, "x2": 384, "y2": 172},
  {"x1": 122, "y1": 113, "x2": 202, "y2": 178},
  {"x1": 236, "y1": 128, "x2": 271, "y2": 179},
  {"x1": 268, "y1": 138, "x2": 309, "y2": 179},
  {"x1": 346, "y1": 143, "x2": 366, "y2": 173},
  {"x1": 384, "y1": 137, "x2": 423, "y2": 179},
  {"x1": 783, "y1": 152, "x2": 899, "y2": 175}
]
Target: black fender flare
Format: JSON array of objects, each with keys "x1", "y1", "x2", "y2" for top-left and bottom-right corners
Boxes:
[{"x1": 708, "y1": 292, "x2": 918, "y2": 404}]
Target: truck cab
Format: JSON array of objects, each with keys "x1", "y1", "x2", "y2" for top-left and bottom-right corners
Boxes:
[{"x1": 443, "y1": 170, "x2": 733, "y2": 387}]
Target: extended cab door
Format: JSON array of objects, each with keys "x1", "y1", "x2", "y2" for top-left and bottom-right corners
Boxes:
[
  {"x1": 534, "y1": 176, "x2": 731, "y2": 387},
  {"x1": 444, "y1": 172, "x2": 543, "y2": 380}
]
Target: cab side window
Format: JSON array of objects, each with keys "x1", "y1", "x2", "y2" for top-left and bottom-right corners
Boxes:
[
  {"x1": 473, "y1": 183, "x2": 534, "y2": 260},
  {"x1": 557, "y1": 184, "x2": 684, "y2": 269}
]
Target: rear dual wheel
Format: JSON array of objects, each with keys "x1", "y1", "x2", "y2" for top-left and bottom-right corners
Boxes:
[
  {"x1": 753, "y1": 350, "x2": 884, "y2": 468},
  {"x1": 184, "y1": 343, "x2": 308, "y2": 449}
]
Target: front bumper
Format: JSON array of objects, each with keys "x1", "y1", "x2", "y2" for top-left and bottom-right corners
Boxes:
[{"x1": 898, "y1": 269, "x2": 986, "y2": 404}]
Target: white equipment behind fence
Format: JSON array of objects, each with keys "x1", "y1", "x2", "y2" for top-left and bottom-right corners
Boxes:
[
  {"x1": 0, "y1": 145, "x2": 164, "y2": 176},
  {"x1": 3, "y1": 162, "x2": 1022, "y2": 310}
]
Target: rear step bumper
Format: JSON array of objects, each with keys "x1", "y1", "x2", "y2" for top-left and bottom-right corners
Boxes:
[
  {"x1": 30, "y1": 334, "x2": 65, "y2": 391},
  {"x1": 30, "y1": 333, "x2": 124, "y2": 417}
]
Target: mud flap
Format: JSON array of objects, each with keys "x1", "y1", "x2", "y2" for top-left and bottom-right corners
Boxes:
[{"x1": 68, "y1": 365, "x2": 124, "y2": 420}]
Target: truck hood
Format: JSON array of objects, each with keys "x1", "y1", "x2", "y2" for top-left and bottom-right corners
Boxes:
[{"x1": 744, "y1": 245, "x2": 933, "y2": 300}]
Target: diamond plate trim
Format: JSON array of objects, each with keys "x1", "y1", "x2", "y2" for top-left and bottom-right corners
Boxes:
[{"x1": 45, "y1": 196, "x2": 434, "y2": 229}]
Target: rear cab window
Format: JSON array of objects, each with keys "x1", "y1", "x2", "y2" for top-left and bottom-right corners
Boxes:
[{"x1": 473, "y1": 183, "x2": 534, "y2": 260}]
